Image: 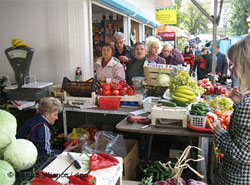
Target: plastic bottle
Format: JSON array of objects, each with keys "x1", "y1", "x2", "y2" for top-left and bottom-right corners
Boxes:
[{"x1": 75, "y1": 67, "x2": 82, "y2": 81}]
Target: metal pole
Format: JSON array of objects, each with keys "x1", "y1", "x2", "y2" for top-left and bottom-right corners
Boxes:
[{"x1": 212, "y1": 0, "x2": 217, "y2": 86}]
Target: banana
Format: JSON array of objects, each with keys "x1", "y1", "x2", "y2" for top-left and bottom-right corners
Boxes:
[
  {"x1": 15, "y1": 41, "x2": 29, "y2": 47},
  {"x1": 11, "y1": 38, "x2": 21, "y2": 46},
  {"x1": 175, "y1": 89, "x2": 195, "y2": 96},
  {"x1": 177, "y1": 86, "x2": 193, "y2": 92},
  {"x1": 174, "y1": 92, "x2": 196, "y2": 100},
  {"x1": 171, "y1": 95, "x2": 189, "y2": 102}
]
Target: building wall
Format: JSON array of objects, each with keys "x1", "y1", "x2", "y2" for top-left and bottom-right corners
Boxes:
[
  {"x1": 0, "y1": 0, "x2": 93, "y2": 84},
  {"x1": 0, "y1": 0, "x2": 157, "y2": 85}
]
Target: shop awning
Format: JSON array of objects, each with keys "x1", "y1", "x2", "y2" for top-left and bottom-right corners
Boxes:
[{"x1": 97, "y1": 0, "x2": 160, "y2": 27}]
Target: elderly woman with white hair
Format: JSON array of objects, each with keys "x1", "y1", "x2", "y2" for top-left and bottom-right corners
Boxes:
[
  {"x1": 145, "y1": 36, "x2": 166, "y2": 64},
  {"x1": 212, "y1": 34, "x2": 250, "y2": 185}
]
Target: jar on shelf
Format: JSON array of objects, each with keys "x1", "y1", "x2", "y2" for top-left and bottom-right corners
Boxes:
[{"x1": 205, "y1": 83, "x2": 211, "y2": 95}]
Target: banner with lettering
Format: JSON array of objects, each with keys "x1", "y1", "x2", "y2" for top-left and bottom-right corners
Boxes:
[{"x1": 156, "y1": 5, "x2": 177, "y2": 25}]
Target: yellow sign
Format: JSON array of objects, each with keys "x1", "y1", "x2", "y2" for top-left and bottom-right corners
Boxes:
[{"x1": 156, "y1": 5, "x2": 177, "y2": 25}]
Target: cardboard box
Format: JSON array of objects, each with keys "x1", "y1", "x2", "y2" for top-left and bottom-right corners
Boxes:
[
  {"x1": 123, "y1": 139, "x2": 139, "y2": 180},
  {"x1": 89, "y1": 139, "x2": 139, "y2": 180}
]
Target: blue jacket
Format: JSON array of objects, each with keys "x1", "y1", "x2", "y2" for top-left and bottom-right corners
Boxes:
[{"x1": 17, "y1": 114, "x2": 52, "y2": 155}]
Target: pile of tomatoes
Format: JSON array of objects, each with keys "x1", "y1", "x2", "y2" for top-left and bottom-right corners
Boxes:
[
  {"x1": 98, "y1": 80, "x2": 134, "y2": 96},
  {"x1": 206, "y1": 109, "x2": 230, "y2": 130},
  {"x1": 82, "y1": 126, "x2": 99, "y2": 141}
]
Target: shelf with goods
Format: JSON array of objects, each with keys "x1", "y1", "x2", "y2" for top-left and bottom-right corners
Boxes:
[{"x1": 92, "y1": 17, "x2": 124, "y2": 62}]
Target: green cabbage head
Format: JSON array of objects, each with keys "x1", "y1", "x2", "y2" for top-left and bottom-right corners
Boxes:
[
  {"x1": 157, "y1": 74, "x2": 170, "y2": 87},
  {"x1": 0, "y1": 109, "x2": 17, "y2": 148},
  {"x1": 0, "y1": 160, "x2": 15, "y2": 185},
  {"x1": 4, "y1": 139, "x2": 38, "y2": 172}
]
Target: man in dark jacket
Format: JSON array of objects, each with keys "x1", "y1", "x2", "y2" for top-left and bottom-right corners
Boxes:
[
  {"x1": 126, "y1": 42, "x2": 146, "y2": 85},
  {"x1": 114, "y1": 32, "x2": 134, "y2": 67},
  {"x1": 205, "y1": 45, "x2": 228, "y2": 83}
]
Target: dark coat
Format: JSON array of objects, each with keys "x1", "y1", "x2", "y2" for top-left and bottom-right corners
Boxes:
[
  {"x1": 160, "y1": 48, "x2": 184, "y2": 65},
  {"x1": 17, "y1": 114, "x2": 53, "y2": 155},
  {"x1": 205, "y1": 52, "x2": 228, "y2": 75},
  {"x1": 114, "y1": 44, "x2": 134, "y2": 64}
]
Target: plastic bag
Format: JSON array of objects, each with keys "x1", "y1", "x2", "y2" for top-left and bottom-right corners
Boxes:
[{"x1": 82, "y1": 131, "x2": 127, "y2": 158}]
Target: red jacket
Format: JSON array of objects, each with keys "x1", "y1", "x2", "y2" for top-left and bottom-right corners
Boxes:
[{"x1": 182, "y1": 53, "x2": 195, "y2": 66}]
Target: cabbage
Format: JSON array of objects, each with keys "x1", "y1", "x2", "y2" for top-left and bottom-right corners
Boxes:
[
  {"x1": 0, "y1": 147, "x2": 6, "y2": 160},
  {"x1": 157, "y1": 74, "x2": 170, "y2": 87},
  {"x1": 4, "y1": 139, "x2": 38, "y2": 172},
  {"x1": 0, "y1": 160, "x2": 15, "y2": 185},
  {"x1": 0, "y1": 110, "x2": 17, "y2": 148}
]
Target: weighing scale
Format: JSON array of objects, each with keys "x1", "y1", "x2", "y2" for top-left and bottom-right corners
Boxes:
[{"x1": 4, "y1": 46, "x2": 52, "y2": 101}]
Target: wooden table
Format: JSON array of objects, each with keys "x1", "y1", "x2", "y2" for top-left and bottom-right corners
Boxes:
[{"x1": 116, "y1": 117, "x2": 214, "y2": 183}]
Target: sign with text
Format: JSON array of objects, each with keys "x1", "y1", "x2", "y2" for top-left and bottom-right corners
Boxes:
[
  {"x1": 157, "y1": 32, "x2": 175, "y2": 40},
  {"x1": 156, "y1": 5, "x2": 177, "y2": 25}
]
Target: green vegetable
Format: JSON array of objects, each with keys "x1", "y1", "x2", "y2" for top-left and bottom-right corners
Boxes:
[
  {"x1": 0, "y1": 110, "x2": 17, "y2": 148},
  {"x1": 172, "y1": 100, "x2": 189, "y2": 107},
  {"x1": 157, "y1": 74, "x2": 170, "y2": 87},
  {"x1": 139, "y1": 176, "x2": 153, "y2": 185},
  {"x1": 158, "y1": 100, "x2": 177, "y2": 107},
  {"x1": 4, "y1": 139, "x2": 38, "y2": 172},
  {"x1": 0, "y1": 160, "x2": 15, "y2": 185}
]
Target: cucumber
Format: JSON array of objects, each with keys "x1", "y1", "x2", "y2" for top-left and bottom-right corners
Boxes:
[
  {"x1": 172, "y1": 100, "x2": 189, "y2": 107},
  {"x1": 158, "y1": 100, "x2": 177, "y2": 107}
]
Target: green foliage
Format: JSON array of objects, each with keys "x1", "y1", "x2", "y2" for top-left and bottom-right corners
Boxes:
[
  {"x1": 175, "y1": 0, "x2": 183, "y2": 27},
  {"x1": 180, "y1": 0, "x2": 210, "y2": 35},
  {"x1": 229, "y1": 0, "x2": 250, "y2": 35}
]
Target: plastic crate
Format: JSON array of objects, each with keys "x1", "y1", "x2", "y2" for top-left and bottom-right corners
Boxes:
[
  {"x1": 189, "y1": 114, "x2": 207, "y2": 128},
  {"x1": 142, "y1": 96, "x2": 161, "y2": 112},
  {"x1": 99, "y1": 97, "x2": 121, "y2": 110}
]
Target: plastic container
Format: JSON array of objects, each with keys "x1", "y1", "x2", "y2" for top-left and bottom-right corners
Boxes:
[
  {"x1": 75, "y1": 67, "x2": 82, "y2": 81},
  {"x1": 142, "y1": 96, "x2": 161, "y2": 112},
  {"x1": 189, "y1": 114, "x2": 207, "y2": 128},
  {"x1": 99, "y1": 97, "x2": 121, "y2": 110},
  {"x1": 205, "y1": 83, "x2": 211, "y2": 95},
  {"x1": 132, "y1": 76, "x2": 145, "y2": 94}
]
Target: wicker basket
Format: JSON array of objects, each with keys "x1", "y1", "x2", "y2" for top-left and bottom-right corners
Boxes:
[{"x1": 189, "y1": 114, "x2": 207, "y2": 128}]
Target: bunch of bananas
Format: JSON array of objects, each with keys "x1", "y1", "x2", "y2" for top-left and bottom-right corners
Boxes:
[
  {"x1": 11, "y1": 38, "x2": 29, "y2": 48},
  {"x1": 171, "y1": 86, "x2": 196, "y2": 102}
]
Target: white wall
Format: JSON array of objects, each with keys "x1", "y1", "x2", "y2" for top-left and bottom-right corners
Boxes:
[{"x1": 0, "y1": 0, "x2": 93, "y2": 85}]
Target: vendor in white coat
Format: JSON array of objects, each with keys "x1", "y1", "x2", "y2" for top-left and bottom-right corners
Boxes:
[{"x1": 95, "y1": 43, "x2": 125, "y2": 82}]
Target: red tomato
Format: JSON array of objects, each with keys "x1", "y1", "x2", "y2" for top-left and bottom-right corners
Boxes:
[
  {"x1": 112, "y1": 90, "x2": 120, "y2": 96},
  {"x1": 117, "y1": 84, "x2": 123, "y2": 91},
  {"x1": 224, "y1": 118, "x2": 230, "y2": 127},
  {"x1": 220, "y1": 88, "x2": 227, "y2": 94},
  {"x1": 103, "y1": 90, "x2": 111, "y2": 96},
  {"x1": 71, "y1": 139, "x2": 77, "y2": 146},
  {"x1": 119, "y1": 88, "x2": 127, "y2": 96},
  {"x1": 198, "y1": 80, "x2": 204, "y2": 86},
  {"x1": 214, "y1": 109, "x2": 223, "y2": 118},
  {"x1": 218, "y1": 118, "x2": 225, "y2": 125},
  {"x1": 202, "y1": 79, "x2": 208, "y2": 84},
  {"x1": 98, "y1": 88, "x2": 103, "y2": 95},
  {"x1": 64, "y1": 142, "x2": 70, "y2": 147},
  {"x1": 102, "y1": 83, "x2": 111, "y2": 91},
  {"x1": 127, "y1": 88, "x2": 134, "y2": 96},
  {"x1": 111, "y1": 81, "x2": 119, "y2": 90},
  {"x1": 119, "y1": 80, "x2": 127, "y2": 87}
]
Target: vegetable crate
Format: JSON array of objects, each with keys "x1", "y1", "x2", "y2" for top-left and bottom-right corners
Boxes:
[
  {"x1": 64, "y1": 91, "x2": 97, "y2": 105},
  {"x1": 151, "y1": 105, "x2": 191, "y2": 128},
  {"x1": 143, "y1": 60, "x2": 190, "y2": 86}
]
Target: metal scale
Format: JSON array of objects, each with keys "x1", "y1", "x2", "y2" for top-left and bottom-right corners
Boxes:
[{"x1": 4, "y1": 46, "x2": 52, "y2": 101}]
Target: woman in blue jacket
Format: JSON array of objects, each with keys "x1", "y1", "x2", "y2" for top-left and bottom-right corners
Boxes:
[{"x1": 17, "y1": 97, "x2": 76, "y2": 155}]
